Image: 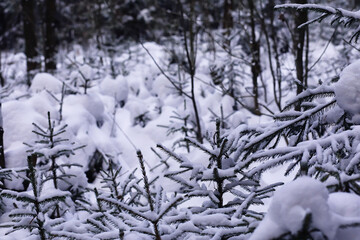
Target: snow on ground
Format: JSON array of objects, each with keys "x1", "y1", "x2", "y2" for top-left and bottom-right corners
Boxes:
[
  {"x1": 251, "y1": 177, "x2": 360, "y2": 240},
  {"x1": 30, "y1": 73, "x2": 63, "y2": 93},
  {"x1": 2, "y1": 41, "x2": 250, "y2": 188},
  {"x1": 0, "y1": 35, "x2": 357, "y2": 238}
]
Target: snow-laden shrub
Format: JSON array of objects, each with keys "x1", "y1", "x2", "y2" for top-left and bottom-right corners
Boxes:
[
  {"x1": 0, "y1": 155, "x2": 73, "y2": 240},
  {"x1": 83, "y1": 151, "x2": 184, "y2": 240},
  {"x1": 99, "y1": 75, "x2": 129, "y2": 107},
  {"x1": 24, "y1": 112, "x2": 85, "y2": 204},
  {"x1": 334, "y1": 59, "x2": 360, "y2": 123},
  {"x1": 30, "y1": 73, "x2": 63, "y2": 94},
  {"x1": 251, "y1": 177, "x2": 360, "y2": 240},
  {"x1": 157, "y1": 120, "x2": 281, "y2": 238}
]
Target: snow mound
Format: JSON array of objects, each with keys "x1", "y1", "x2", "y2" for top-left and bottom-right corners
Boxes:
[
  {"x1": 251, "y1": 177, "x2": 360, "y2": 240},
  {"x1": 62, "y1": 94, "x2": 103, "y2": 135},
  {"x1": 79, "y1": 64, "x2": 94, "y2": 80},
  {"x1": 82, "y1": 93, "x2": 105, "y2": 123},
  {"x1": 329, "y1": 192, "x2": 360, "y2": 239},
  {"x1": 250, "y1": 177, "x2": 336, "y2": 240},
  {"x1": 99, "y1": 75, "x2": 129, "y2": 106},
  {"x1": 151, "y1": 75, "x2": 173, "y2": 98},
  {"x1": 335, "y1": 60, "x2": 360, "y2": 123},
  {"x1": 30, "y1": 73, "x2": 63, "y2": 93}
]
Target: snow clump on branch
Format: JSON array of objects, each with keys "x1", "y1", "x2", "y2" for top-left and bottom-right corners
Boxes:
[{"x1": 335, "y1": 60, "x2": 360, "y2": 124}]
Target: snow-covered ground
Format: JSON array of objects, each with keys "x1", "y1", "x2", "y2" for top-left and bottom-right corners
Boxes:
[{"x1": 0, "y1": 33, "x2": 359, "y2": 239}]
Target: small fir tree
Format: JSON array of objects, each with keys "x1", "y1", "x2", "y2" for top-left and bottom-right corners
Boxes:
[
  {"x1": 158, "y1": 120, "x2": 281, "y2": 238},
  {"x1": 24, "y1": 111, "x2": 85, "y2": 216},
  {"x1": 0, "y1": 155, "x2": 70, "y2": 239}
]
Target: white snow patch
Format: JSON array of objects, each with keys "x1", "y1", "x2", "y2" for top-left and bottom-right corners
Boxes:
[
  {"x1": 30, "y1": 73, "x2": 63, "y2": 93},
  {"x1": 329, "y1": 192, "x2": 360, "y2": 239},
  {"x1": 79, "y1": 65, "x2": 95, "y2": 81},
  {"x1": 251, "y1": 177, "x2": 336, "y2": 240},
  {"x1": 335, "y1": 59, "x2": 360, "y2": 123},
  {"x1": 99, "y1": 75, "x2": 129, "y2": 105}
]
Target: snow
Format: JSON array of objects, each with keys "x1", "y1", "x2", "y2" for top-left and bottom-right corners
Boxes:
[
  {"x1": 251, "y1": 177, "x2": 335, "y2": 239},
  {"x1": 191, "y1": 213, "x2": 231, "y2": 226},
  {"x1": 30, "y1": 73, "x2": 63, "y2": 93},
  {"x1": 329, "y1": 192, "x2": 360, "y2": 239},
  {"x1": 251, "y1": 177, "x2": 360, "y2": 240},
  {"x1": 79, "y1": 65, "x2": 94, "y2": 81},
  {"x1": 335, "y1": 59, "x2": 360, "y2": 123},
  {"x1": 99, "y1": 75, "x2": 129, "y2": 106},
  {"x1": 82, "y1": 93, "x2": 105, "y2": 124},
  {"x1": 2, "y1": 11, "x2": 360, "y2": 237},
  {"x1": 151, "y1": 74, "x2": 174, "y2": 99},
  {"x1": 3, "y1": 98, "x2": 47, "y2": 170},
  {"x1": 62, "y1": 94, "x2": 97, "y2": 134}
]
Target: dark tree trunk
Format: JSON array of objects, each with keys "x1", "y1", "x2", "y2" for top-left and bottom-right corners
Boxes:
[
  {"x1": 248, "y1": 0, "x2": 261, "y2": 115},
  {"x1": 223, "y1": 0, "x2": 233, "y2": 30},
  {"x1": 222, "y1": 0, "x2": 233, "y2": 51},
  {"x1": 22, "y1": 0, "x2": 40, "y2": 85},
  {"x1": 0, "y1": 103, "x2": 5, "y2": 169},
  {"x1": 294, "y1": 0, "x2": 308, "y2": 111},
  {"x1": 44, "y1": 0, "x2": 57, "y2": 72},
  {"x1": 0, "y1": 5, "x2": 5, "y2": 49},
  {"x1": 352, "y1": 0, "x2": 360, "y2": 8},
  {"x1": 0, "y1": 51, "x2": 4, "y2": 86}
]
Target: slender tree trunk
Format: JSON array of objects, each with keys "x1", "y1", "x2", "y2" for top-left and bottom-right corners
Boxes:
[
  {"x1": 223, "y1": 0, "x2": 233, "y2": 32},
  {"x1": 0, "y1": 5, "x2": 6, "y2": 50},
  {"x1": 264, "y1": 0, "x2": 282, "y2": 110},
  {"x1": 0, "y1": 103, "x2": 5, "y2": 169},
  {"x1": 189, "y1": 0, "x2": 202, "y2": 143},
  {"x1": 294, "y1": 0, "x2": 308, "y2": 110},
  {"x1": 248, "y1": 0, "x2": 261, "y2": 115},
  {"x1": 44, "y1": 0, "x2": 57, "y2": 72},
  {"x1": 22, "y1": 0, "x2": 40, "y2": 85},
  {"x1": 352, "y1": 0, "x2": 360, "y2": 8},
  {"x1": 0, "y1": 51, "x2": 4, "y2": 86},
  {"x1": 222, "y1": 0, "x2": 233, "y2": 51},
  {"x1": 178, "y1": 0, "x2": 203, "y2": 143}
]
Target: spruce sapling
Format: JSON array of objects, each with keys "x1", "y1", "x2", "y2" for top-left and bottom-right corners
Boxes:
[
  {"x1": 1, "y1": 155, "x2": 70, "y2": 239},
  {"x1": 24, "y1": 112, "x2": 85, "y2": 216},
  {"x1": 158, "y1": 120, "x2": 281, "y2": 238},
  {"x1": 97, "y1": 150, "x2": 183, "y2": 239}
]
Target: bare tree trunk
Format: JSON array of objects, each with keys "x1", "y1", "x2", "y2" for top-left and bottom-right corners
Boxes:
[
  {"x1": 0, "y1": 51, "x2": 4, "y2": 86},
  {"x1": 0, "y1": 103, "x2": 5, "y2": 169},
  {"x1": 22, "y1": 0, "x2": 40, "y2": 85},
  {"x1": 223, "y1": 0, "x2": 233, "y2": 32},
  {"x1": 352, "y1": 0, "x2": 360, "y2": 8},
  {"x1": 222, "y1": 0, "x2": 233, "y2": 52},
  {"x1": 44, "y1": 0, "x2": 57, "y2": 72},
  {"x1": 248, "y1": 0, "x2": 261, "y2": 115},
  {"x1": 0, "y1": 17, "x2": 6, "y2": 169},
  {"x1": 294, "y1": 0, "x2": 308, "y2": 111},
  {"x1": 260, "y1": 0, "x2": 283, "y2": 110},
  {"x1": 178, "y1": 0, "x2": 203, "y2": 143}
]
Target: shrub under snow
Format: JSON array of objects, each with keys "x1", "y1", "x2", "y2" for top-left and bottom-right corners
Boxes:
[
  {"x1": 251, "y1": 177, "x2": 360, "y2": 240},
  {"x1": 30, "y1": 73, "x2": 63, "y2": 93}
]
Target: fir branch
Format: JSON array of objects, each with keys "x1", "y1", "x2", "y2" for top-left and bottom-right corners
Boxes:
[
  {"x1": 137, "y1": 150, "x2": 154, "y2": 211},
  {"x1": 157, "y1": 144, "x2": 187, "y2": 163},
  {"x1": 98, "y1": 197, "x2": 154, "y2": 222},
  {"x1": 241, "y1": 99, "x2": 336, "y2": 159},
  {"x1": 49, "y1": 231, "x2": 94, "y2": 240},
  {"x1": 232, "y1": 192, "x2": 256, "y2": 219},
  {"x1": 184, "y1": 137, "x2": 216, "y2": 157},
  {"x1": 282, "y1": 85, "x2": 335, "y2": 111},
  {"x1": 156, "y1": 196, "x2": 184, "y2": 222},
  {"x1": 275, "y1": 4, "x2": 360, "y2": 42}
]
